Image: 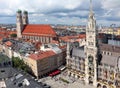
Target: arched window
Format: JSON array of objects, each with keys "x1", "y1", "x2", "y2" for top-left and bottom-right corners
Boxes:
[
  {"x1": 97, "y1": 83, "x2": 101, "y2": 88},
  {"x1": 88, "y1": 55, "x2": 93, "y2": 63},
  {"x1": 103, "y1": 85, "x2": 107, "y2": 88},
  {"x1": 117, "y1": 56, "x2": 120, "y2": 71}
]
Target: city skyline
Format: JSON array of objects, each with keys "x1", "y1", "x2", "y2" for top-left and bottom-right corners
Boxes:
[{"x1": 0, "y1": 0, "x2": 120, "y2": 26}]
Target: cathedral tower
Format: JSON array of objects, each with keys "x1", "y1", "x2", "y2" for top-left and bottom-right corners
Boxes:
[
  {"x1": 85, "y1": 0, "x2": 98, "y2": 86},
  {"x1": 16, "y1": 10, "x2": 23, "y2": 38},
  {"x1": 23, "y1": 10, "x2": 29, "y2": 25}
]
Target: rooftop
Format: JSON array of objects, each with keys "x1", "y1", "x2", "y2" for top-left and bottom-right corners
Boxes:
[
  {"x1": 101, "y1": 54, "x2": 119, "y2": 67},
  {"x1": 72, "y1": 46, "x2": 85, "y2": 58},
  {"x1": 29, "y1": 50, "x2": 55, "y2": 60},
  {"x1": 5, "y1": 41, "x2": 12, "y2": 47},
  {"x1": 2, "y1": 39, "x2": 36, "y2": 55},
  {"x1": 59, "y1": 34, "x2": 86, "y2": 42},
  {"x1": 0, "y1": 67, "x2": 44, "y2": 88},
  {"x1": 100, "y1": 43, "x2": 120, "y2": 53},
  {"x1": 22, "y1": 24, "x2": 56, "y2": 37}
]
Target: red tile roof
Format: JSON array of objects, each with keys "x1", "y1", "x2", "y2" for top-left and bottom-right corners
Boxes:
[
  {"x1": 22, "y1": 24, "x2": 56, "y2": 37},
  {"x1": 59, "y1": 34, "x2": 86, "y2": 42},
  {"x1": 29, "y1": 50, "x2": 56, "y2": 60},
  {"x1": 8, "y1": 31, "x2": 16, "y2": 35},
  {"x1": 5, "y1": 41, "x2": 12, "y2": 47},
  {"x1": 59, "y1": 45, "x2": 66, "y2": 49},
  {"x1": 34, "y1": 42, "x2": 42, "y2": 49},
  {"x1": 51, "y1": 40, "x2": 59, "y2": 44}
]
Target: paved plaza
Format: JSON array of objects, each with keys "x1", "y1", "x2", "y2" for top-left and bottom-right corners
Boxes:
[
  {"x1": 38, "y1": 70, "x2": 96, "y2": 88},
  {"x1": 43, "y1": 78, "x2": 95, "y2": 88}
]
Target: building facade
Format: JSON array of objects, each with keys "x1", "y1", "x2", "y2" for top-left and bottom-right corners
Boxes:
[
  {"x1": 24, "y1": 47, "x2": 66, "y2": 78},
  {"x1": 66, "y1": 0, "x2": 120, "y2": 88}
]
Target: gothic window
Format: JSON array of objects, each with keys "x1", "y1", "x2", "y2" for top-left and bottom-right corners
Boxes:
[
  {"x1": 88, "y1": 55, "x2": 93, "y2": 64},
  {"x1": 79, "y1": 65, "x2": 81, "y2": 70},
  {"x1": 90, "y1": 23, "x2": 92, "y2": 29},
  {"x1": 88, "y1": 76, "x2": 93, "y2": 84},
  {"x1": 109, "y1": 71, "x2": 114, "y2": 80},
  {"x1": 97, "y1": 54, "x2": 102, "y2": 65},
  {"x1": 89, "y1": 36, "x2": 92, "y2": 38},
  {"x1": 70, "y1": 49, "x2": 73, "y2": 58},
  {"x1": 117, "y1": 56, "x2": 120, "y2": 72},
  {"x1": 88, "y1": 42, "x2": 94, "y2": 46},
  {"x1": 104, "y1": 70, "x2": 107, "y2": 78},
  {"x1": 98, "y1": 68, "x2": 102, "y2": 77}
]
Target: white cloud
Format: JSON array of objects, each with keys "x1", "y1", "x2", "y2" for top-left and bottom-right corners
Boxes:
[
  {"x1": 0, "y1": 0, "x2": 83, "y2": 14},
  {"x1": 102, "y1": 0, "x2": 120, "y2": 10},
  {"x1": 0, "y1": 0, "x2": 120, "y2": 25}
]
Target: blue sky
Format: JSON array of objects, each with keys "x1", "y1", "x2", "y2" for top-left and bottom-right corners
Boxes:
[{"x1": 0, "y1": 0, "x2": 120, "y2": 26}]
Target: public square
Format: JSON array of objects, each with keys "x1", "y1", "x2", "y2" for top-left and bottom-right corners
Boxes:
[{"x1": 38, "y1": 70, "x2": 96, "y2": 88}]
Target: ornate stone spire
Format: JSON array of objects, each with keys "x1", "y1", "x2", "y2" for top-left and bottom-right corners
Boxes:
[
  {"x1": 90, "y1": 0, "x2": 93, "y2": 13},
  {"x1": 89, "y1": 0, "x2": 94, "y2": 18}
]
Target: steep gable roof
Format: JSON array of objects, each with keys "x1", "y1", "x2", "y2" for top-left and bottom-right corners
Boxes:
[{"x1": 22, "y1": 24, "x2": 56, "y2": 37}]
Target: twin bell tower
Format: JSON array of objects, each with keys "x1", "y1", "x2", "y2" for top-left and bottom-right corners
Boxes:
[{"x1": 16, "y1": 10, "x2": 29, "y2": 38}]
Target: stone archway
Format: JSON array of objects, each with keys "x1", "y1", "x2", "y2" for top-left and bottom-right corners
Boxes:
[
  {"x1": 103, "y1": 85, "x2": 107, "y2": 88},
  {"x1": 97, "y1": 83, "x2": 101, "y2": 88}
]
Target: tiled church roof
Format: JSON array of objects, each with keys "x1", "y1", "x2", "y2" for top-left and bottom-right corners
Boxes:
[{"x1": 22, "y1": 24, "x2": 56, "y2": 37}]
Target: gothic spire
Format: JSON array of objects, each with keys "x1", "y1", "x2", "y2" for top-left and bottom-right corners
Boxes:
[
  {"x1": 89, "y1": 0, "x2": 93, "y2": 15},
  {"x1": 90, "y1": 0, "x2": 92, "y2": 12}
]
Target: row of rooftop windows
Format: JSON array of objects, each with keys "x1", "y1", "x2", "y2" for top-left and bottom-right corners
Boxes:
[{"x1": 102, "y1": 51, "x2": 112, "y2": 56}]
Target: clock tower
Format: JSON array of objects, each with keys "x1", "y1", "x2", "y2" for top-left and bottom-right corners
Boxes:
[{"x1": 85, "y1": 0, "x2": 98, "y2": 86}]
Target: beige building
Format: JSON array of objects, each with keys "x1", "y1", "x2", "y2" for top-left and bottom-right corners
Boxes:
[
  {"x1": 0, "y1": 40, "x2": 66, "y2": 78},
  {"x1": 118, "y1": 28, "x2": 120, "y2": 35},
  {"x1": 25, "y1": 49, "x2": 66, "y2": 78},
  {"x1": 101, "y1": 27, "x2": 120, "y2": 36}
]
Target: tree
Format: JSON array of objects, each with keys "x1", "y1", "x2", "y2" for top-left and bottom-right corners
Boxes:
[
  {"x1": 12, "y1": 57, "x2": 32, "y2": 73},
  {"x1": 10, "y1": 34, "x2": 17, "y2": 38}
]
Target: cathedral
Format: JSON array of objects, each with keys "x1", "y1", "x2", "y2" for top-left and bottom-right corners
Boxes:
[
  {"x1": 16, "y1": 10, "x2": 57, "y2": 43},
  {"x1": 66, "y1": 0, "x2": 120, "y2": 88}
]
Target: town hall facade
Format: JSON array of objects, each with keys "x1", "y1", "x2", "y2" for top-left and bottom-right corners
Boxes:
[{"x1": 66, "y1": 0, "x2": 120, "y2": 88}]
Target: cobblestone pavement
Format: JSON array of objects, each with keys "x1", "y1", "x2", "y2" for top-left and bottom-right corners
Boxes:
[{"x1": 39, "y1": 70, "x2": 96, "y2": 88}]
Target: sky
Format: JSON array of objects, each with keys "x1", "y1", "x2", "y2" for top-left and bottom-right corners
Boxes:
[{"x1": 0, "y1": 0, "x2": 120, "y2": 26}]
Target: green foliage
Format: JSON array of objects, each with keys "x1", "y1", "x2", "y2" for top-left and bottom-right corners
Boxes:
[
  {"x1": 59, "y1": 77, "x2": 69, "y2": 84},
  {"x1": 0, "y1": 53, "x2": 10, "y2": 63},
  {"x1": 10, "y1": 34, "x2": 17, "y2": 38},
  {"x1": 12, "y1": 57, "x2": 31, "y2": 73}
]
